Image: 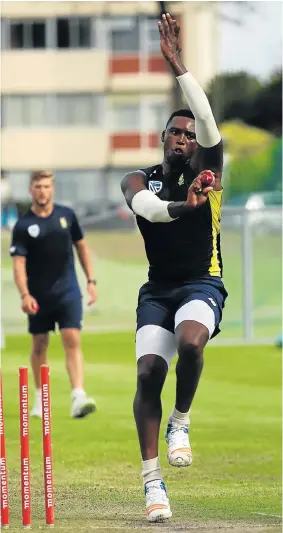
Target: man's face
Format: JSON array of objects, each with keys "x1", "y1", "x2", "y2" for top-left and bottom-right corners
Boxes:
[
  {"x1": 163, "y1": 116, "x2": 198, "y2": 166},
  {"x1": 30, "y1": 177, "x2": 54, "y2": 207}
]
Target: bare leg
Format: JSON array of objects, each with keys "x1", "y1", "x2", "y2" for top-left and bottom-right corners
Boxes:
[
  {"x1": 133, "y1": 354, "x2": 168, "y2": 460},
  {"x1": 60, "y1": 328, "x2": 96, "y2": 418},
  {"x1": 165, "y1": 321, "x2": 209, "y2": 467},
  {"x1": 30, "y1": 334, "x2": 49, "y2": 389},
  {"x1": 60, "y1": 328, "x2": 83, "y2": 389},
  {"x1": 30, "y1": 334, "x2": 49, "y2": 416},
  {"x1": 175, "y1": 321, "x2": 208, "y2": 412}
]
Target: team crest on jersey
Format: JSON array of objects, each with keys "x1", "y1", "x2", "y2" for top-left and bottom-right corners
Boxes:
[
  {"x1": 27, "y1": 224, "x2": 40, "y2": 238},
  {"x1": 60, "y1": 217, "x2": 68, "y2": 229},
  {"x1": 178, "y1": 175, "x2": 184, "y2": 186},
  {"x1": 148, "y1": 181, "x2": 163, "y2": 194}
]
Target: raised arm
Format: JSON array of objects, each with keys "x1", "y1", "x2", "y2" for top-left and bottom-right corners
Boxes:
[
  {"x1": 158, "y1": 13, "x2": 221, "y2": 149},
  {"x1": 158, "y1": 14, "x2": 223, "y2": 181},
  {"x1": 121, "y1": 170, "x2": 214, "y2": 223}
]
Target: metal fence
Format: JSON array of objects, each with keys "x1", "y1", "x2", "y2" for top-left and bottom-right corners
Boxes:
[
  {"x1": 220, "y1": 206, "x2": 281, "y2": 342},
  {"x1": 1, "y1": 206, "x2": 282, "y2": 342}
]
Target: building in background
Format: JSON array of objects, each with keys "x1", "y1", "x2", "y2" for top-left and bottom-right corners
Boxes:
[{"x1": 1, "y1": 1, "x2": 219, "y2": 213}]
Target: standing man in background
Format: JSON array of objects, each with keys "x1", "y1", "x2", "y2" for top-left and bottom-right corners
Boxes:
[{"x1": 10, "y1": 170, "x2": 97, "y2": 419}]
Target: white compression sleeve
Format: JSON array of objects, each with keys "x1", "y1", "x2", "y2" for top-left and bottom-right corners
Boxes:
[
  {"x1": 131, "y1": 190, "x2": 175, "y2": 223},
  {"x1": 177, "y1": 72, "x2": 221, "y2": 148}
]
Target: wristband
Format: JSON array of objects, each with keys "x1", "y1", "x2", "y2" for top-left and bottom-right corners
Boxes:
[{"x1": 87, "y1": 279, "x2": 97, "y2": 285}]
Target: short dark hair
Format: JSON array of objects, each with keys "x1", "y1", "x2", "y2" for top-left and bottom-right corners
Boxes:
[{"x1": 166, "y1": 109, "x2": 195, "y2": 128}]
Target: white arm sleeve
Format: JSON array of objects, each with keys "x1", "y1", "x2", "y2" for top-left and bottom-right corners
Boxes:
[
  {"x1": 177, "y1": 72, "x2": 221, "y2": 148},
  {"x1": 131, "y1": 190, "x2": 175, "y2": 223}
]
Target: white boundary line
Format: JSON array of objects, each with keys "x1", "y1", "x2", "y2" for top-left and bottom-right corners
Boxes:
[{"x1": 253, "y1": 512, "x2": 282, "y2": 518}]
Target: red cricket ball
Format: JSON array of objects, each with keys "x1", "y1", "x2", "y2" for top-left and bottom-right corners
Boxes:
[
  {"x1": 32, "y1": 302, "x2": 39, "y2": 313},
  {"x1": 200, "y1": 170, "x2": 215, "y2": 187}
]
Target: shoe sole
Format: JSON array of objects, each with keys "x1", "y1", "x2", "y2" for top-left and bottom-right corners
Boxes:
[
  {"x1": 72, "y1": 402, "x2": 97, "y2": 419},
  {"x1": 147, "y1": 510, "x2": 172, "y2": 522},
  {"x1": 168, "y1": 454, "x2": 193, "y2": 467}
]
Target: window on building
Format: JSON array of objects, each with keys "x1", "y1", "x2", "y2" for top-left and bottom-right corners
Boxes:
[
  {"x1": 6, "y1": 170, "x2": 106, "y2": 206},
  {"x1": 56, "y1": 18, "x2": 91, "y2": 48},
  {"x1": 145, "y1": 17, "x2": 161, "y2": 54},
  {"x1": 108, "y1": 16, "x2": 162, "y2": 55},
  {"x1": 112, "y1": 104, "x2": 140, "y2": 131},
  {"x1": 4, "y1": 17, "x2": 93, "y2": 49},
  {"x1": 55, "y1": 94, "x2": 99, "y2": 126},
  {"x1": 2, "y1": 94, "x2": 101, "y2": 127},
  {"x1": 109, "y1": 17, "x2": 139, "y2": 53},
  {"x1": 10, "y1": 20, "x2": 46, "y2": 49},
  {"x1": 78, "y1": 18, "x2": 91, "y2": 47},
  {"x1": 25, "y1": 96, "x2": 49, "y2": 126},
  {"x1": 32, "y1": 21, "x2": 46, "y2": 48},
  {"x1": 6, "y1": 172, "x2": 30, "y2": 201},
  {"x1": 2, "y1": 95, "x2": 48, "y2": 127},
  {"x1": 107, "y1": 168, "x2": 131, "y2": 206},
  {"x1": 1, "y1": 19, "x2": 8, "y2": 49},
  {"x1": 10, "y1": 22, "x2": 24, "y2": 48},
  {"x1": 57, "y1": 19, "x2": 69, "y2": 48},
  {"x1": 55, "y1": 170, "x2": 105, "y2": 207},
  {"x1": 3, "y1": 96, "x2": 25, "y2": 127},
  {"x1": 110, "y1": 96, "x2": 140, "y2": 131},
  {"x1": 148, "y1": 101, "x2": 169, "y2": 131}
]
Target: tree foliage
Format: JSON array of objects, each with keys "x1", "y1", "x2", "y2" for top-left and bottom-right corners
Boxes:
[
  {"x1": 207, "y1": 70, "x2": 282, "y2": 136},
  {"x1": 244, "y1": 71, "x2": 282, "y2": 136}
]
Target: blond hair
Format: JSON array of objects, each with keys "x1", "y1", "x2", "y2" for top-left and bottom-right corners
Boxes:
[{"x1": 30, "y1": 170, "x2": 54, "y2": 184}]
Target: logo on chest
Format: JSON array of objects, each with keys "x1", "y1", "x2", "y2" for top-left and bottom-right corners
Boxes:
[
  {"x1": 148, "y1": 181, "x2": 163, "y2": 194},
  {"x1": 60, "y1": 217, "x2": 68, "y2": 229},
  {"x1": 27, "y1": 224, "x2": 40, "y2": 238}
]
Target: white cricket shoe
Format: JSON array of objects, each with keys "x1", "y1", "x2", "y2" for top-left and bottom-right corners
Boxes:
[
  {"x1": 71, "y1": 393, "x2": 96, "y2": 419},
  {"x1": 30, "y1": 404, "x2": 42, "y2": 418},
  {"x1": 165, "y1": 420, "x2": 193, "y2": 467},
  {"x1": 30, "y1": 396, "x2": 42, "y2": 418},
  {"x1": 145, "y1": 480, "x2": 172, "y2": 522}
]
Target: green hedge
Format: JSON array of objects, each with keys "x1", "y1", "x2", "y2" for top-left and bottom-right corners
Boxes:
[{"x1": 220, "y1": 121, "x2": 282, "y2": 199}]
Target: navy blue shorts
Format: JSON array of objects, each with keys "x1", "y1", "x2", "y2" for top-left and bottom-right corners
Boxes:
[
  {"x1": 136, "y1": 276, "x2": 228, "y2": 339},
  {"x1": 28, "y1": 296, "x2": 83, "y2": 335}
]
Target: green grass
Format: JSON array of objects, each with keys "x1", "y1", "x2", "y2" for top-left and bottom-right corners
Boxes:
[
  {"x1": 1, "y1": 229, "x2": 282, "y2": 339},
  {"x1": 2, "y1": 333, "x2": 282, "y2": 532}
]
